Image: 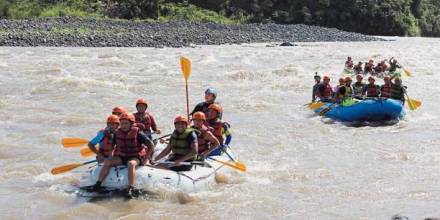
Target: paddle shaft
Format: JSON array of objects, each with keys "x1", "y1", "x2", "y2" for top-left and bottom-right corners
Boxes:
[{"x1": 185, "y1": 79, "x2": 190, "y2": 122}]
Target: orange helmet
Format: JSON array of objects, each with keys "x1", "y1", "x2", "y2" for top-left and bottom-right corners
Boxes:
[
  {"x1": 368, "y1": 76, "x2": 375, "y2": 81},
  {"x1": 339, "y1": 77, "x2": 345, "y2": 83},
  {"x1": 384, "y1": 76, "x2": 390, "y2": 81},
  {"x1": 192, "y1": 112, "x2": 206, "y2": 121},
  {"x1": 112, "y1": 106, "x2": 126, "y2": 115},
  {"x1": 119, "y1": 113, "x2": 135, "y2": 123},
  {"x1": 136, "y1": 98, "x2": 148, "y2": 107},
  {"x1": 107, "y1": 115, "x2": 120, "y2": 124},
  {"x1": 174, "y1": 115, "x2": 188, "y2": 124},
  {"x1": 345, "y1": 76, "x2": 352, "y2": 82},
  {"x1": 208, "y1": 104, "x2": 223, "y2": 113},
  {"x1": 323, "y1": 76, "x2": 330, "y2": 81}
]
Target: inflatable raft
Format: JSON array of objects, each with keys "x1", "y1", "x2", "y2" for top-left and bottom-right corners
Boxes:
[
  {"x1": 313, "y1": 98, "x2": 405, "y2": 122},
  {"x1": 78, "y1": 145, "x2": 239, "y2": 193}
]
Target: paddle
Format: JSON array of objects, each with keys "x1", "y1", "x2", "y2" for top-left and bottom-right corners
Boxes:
[
  {"x1": 61, "y1": 137, "x2": 89, "y2": 148},
  {"x1": 180, "y1": 56, "x2": 191, "y2": 122},
  {"x1": 309, "y1": 102, "x2": 326, "y2": 110},
  {"x1": 209, "y1": 157, "x2": 246, "y2": 172},
  {"x1": 404, "y1": 91, "x2": 421, "y2": 111},
  {"x1": 218, "y1": 145, "x2": 247, "y2": 172},
  {"x1": 51, "y1": 160, "x2": 97, "y2": 175},
  {"x1": 319, "y1": 103, "x2": 336, "y2": 116}
]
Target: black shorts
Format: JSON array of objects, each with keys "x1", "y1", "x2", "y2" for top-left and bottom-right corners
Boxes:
[
  {"x1": 168, "y1": 154, "x2": 193, "y2": 172},
  {"x1": 120, "y1": 156, "x2": 144, "y2": 165}
]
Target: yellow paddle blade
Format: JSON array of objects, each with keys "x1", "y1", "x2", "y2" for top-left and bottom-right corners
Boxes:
[
  {"x1": 407, "y1": 98, "x2": 421, "y2": 110},
  {"x1": 180, "y1": 56, "x2": 191, "y2": 81},
  {"x1": 309, "y1": 102, "x2": 325, "y2": 110},
  {"x1": 80, "y1": 147, "x2": 96, "y2": 157},
  {"x1": 211, "y1": 158, "x2": 246, "y2": 172},
  {"x1": 51, "y1": 163, "x2": 82, "y2": 175},
  {"x1": 404, "y1": 69, "x2": 411, "y2": 77},
  {"x1": 61, "y1": 138, "x2": 89, "y2": 148}
]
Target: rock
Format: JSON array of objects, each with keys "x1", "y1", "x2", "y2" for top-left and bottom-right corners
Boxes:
[{"x1": 280, "y1": 41, "x2": 296, "y2": 46}]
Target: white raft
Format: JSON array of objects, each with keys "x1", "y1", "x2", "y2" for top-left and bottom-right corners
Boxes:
[{"x1": 79, "y1": 145, "x2": 238, "y2": 192}]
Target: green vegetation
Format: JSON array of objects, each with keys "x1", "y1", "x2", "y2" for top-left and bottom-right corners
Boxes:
[{"x1": 0, "y1": 0, "x2": 439, "y2": 37}]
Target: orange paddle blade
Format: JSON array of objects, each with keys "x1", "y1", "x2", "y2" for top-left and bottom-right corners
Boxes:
[
  {"x1": 61, "y1": 138, "x2": 88, "y2": 148},
  {"x1": 80, "y1": 147, "x2": 96, "y2": 157},
  {"x1": 51, "y1": 163, "x2": 83, "y2": 175},
  {"x1": 210, "y1": 158, "x2": 246, "y2": 172},
  {"x1": 180, "y1": 56, "x2": 191, "y2": 81}
]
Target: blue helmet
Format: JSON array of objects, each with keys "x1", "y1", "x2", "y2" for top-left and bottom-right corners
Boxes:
[{"x1": 205, "y1": 87, "x2": 217, "y2": 98}]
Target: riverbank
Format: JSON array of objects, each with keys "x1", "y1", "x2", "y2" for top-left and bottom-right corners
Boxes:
[{"x1": 0, "y1": 17, "x2": 383, "y2": 47}]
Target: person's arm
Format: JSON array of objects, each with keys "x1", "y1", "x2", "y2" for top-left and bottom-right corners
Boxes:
[
  {"x1": 149, "y1": 113, "x2": 160, "y2": 134},
  {"x1": 138, "y1": 132, "x2": 155, "y2": 163},
  {"x1": 88, "y1": 130, "x2": 105, "y2": 161},
  {"x1": 175, "y1": 132, "x2": 198, "y2": 165},
  {"x1": 362, "y1": 85, "x2": 367, "y2": 96},
  {"x1": 202, "y1": 132, "x2": 220, "y2": 158}
]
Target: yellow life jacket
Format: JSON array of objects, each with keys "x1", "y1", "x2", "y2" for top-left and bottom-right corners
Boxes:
[{"x1": 170, "y1": 128, "x2": 197, "y2": 156}]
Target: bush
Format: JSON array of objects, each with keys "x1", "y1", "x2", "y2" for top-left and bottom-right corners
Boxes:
[{"x1": 159, "y1": 3, "x2": 238, "y2": 24}]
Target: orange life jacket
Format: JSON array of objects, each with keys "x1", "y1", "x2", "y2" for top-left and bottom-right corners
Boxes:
[
  {"x1": 114, "y1": 126, "x2": 146, "y2": 157},
  {"x1": 99, "y1": 129, "x2": 113, "y2": 157},
  {"x1": 192, "y1": 125, "x2": 214, "y2": 153},
  {"x1": 321, "y1": 84, "x2": 332, "y2": 98},
  {"x1": 381, "y1": 84, "x2": 392, "y2": 98},
  {"x1": 134, "y1": 112, "x2": 153, "y2": 133}
]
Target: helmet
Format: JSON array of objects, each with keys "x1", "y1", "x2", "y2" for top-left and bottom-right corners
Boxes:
[
  {"x1": 384, "y1": 76, "x2": 390, "y2": 81},
  {"x1": 368, "y1": 76, "x2": 375, "y2": 81},
  {"x1": 174, "y1": 115, "x2": 188, "y2": 124},
  {"x1": 119, "y1": 113, "x2": 135, "y2": 123},
  {"x1": 323, "y1": 76, "x2": 330, "y2": 81},
  {"x1": 192, "y1": 111, "x2": 206, "y2": 121},
  {"x1": 205, "y1": 87, "x2": 217, "y2": 97},
  {"x1": 112, "y1": 106, "x2": 126, "y2": 114},
  {"x1": 136, "y1": 98, "x2": 148, "y2": 107},
  {"x1": 339, "y1": 77, "x2": 345, "y2": 83},
  {"x1": 345, "y1": 76, "x2": 352, "y2": 82},
  {"x1": 356, "y1": 74, "x2": 363, "y2": 80},
  {"x1": 394, "y1": 77, "x2": 402, "y2": 82},
  {"x1": 107, "y1": 115, "x2": 120, "y2": 124},
  {"x1": 314, "y1": 72, "x2": 321, "y2": 79},
  {"x1": 348, "y1": 56, "x2": 352, "y2": 60},
  {"x1": 208, "y1": 104, "x2": 223, "y2": 113}
]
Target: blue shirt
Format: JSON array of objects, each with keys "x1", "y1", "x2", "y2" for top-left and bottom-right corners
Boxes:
[{"x1": 90, "y1": 130, "x2": 105, "y2": 149}]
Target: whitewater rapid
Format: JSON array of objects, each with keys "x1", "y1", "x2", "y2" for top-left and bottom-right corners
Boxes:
[{"x1": 1, "y1": 37, "x2": 440, "y2": 219}]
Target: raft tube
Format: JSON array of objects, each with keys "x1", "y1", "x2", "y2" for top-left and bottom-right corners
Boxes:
[
  {"x1": 314, "y1": 98, "x2": 405, "y2": 122},
  {"x1": 79, "y1": 145, "x2": 238, "y2": 192}
]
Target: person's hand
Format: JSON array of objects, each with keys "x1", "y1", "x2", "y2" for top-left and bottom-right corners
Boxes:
[
  {"x1": 174, "y1": 160, "x2": 181, "y2": 166},
  {"x1": 155, "y1": 129, "x2": 161, "y2": 135}
]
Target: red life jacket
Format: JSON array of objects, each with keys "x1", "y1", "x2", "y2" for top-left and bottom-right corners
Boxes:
[
  {"x1": 366, "y1": 84, "x2": 379, "y2": 97},
  {"x1": 99, "y1": 129, "x2": 113, "y2": 157},
  {"x1": 321, "y1": 84, "x2": 332, "y2": 98},
  {"x1": 381, "y1": 84, "x2": 392, "y2": 98},
  {"x1": 134, "y1": 112, "x2": 153, "y2": 133},
  {"x1": 209, "y1": 121, "x2": 224, "y2": 144},
  {"x1": 114, "y1": 126, "x2": 146, "y2": 157},
  {"x1": 192, "y1": 125, "x2": 214, "y2": 153}
]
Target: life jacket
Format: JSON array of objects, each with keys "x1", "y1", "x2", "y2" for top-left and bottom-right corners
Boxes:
[
  {"x1": 114, "y1": 126, "x2": 146, "y2": 157},
  {"x1": 381, "y1": 84, "x2": 392, "y2": 98},
  {"x1": 366, "y1": 84, "x2": 380, "y2": 97},
  {"x1": 209, "y1": 121, "x2": 225, "y2": 144},
  {"x1": 345, "y1": 60, "x2": 353, "y2": 68},
  {"x1": 320, "y1": 83, "x2": 332, "y2": 98},
  {"x1": 390, "y1": 84, "x2": 404, "y2": 100},
  {"x1": 191, "y1": 125, "x2": 214, "y2": 153},
  {"x1": 170, "y1": 128, "x2": 197, "y2": 156},
  {"x1": 134, "y1": 112, "x2": 153, "y2": 133},
  {"x1": 345, "y1": 85, "x2": 353, "y2": 97},
  {"x1": 99, "y1": 129, "x2": 114, "y2": 157},
  {"x1": 353, "y1": 82, "x2": 365, "y2": 97}
]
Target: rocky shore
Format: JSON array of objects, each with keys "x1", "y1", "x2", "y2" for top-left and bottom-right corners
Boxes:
[{"x1": 0, "y1": 17, "x2": 383, "y2": 47}]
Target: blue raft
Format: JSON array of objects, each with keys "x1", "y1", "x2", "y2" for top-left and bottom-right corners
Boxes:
[{"x1": 314, "y1": 98, "x2": 405, "y2": 122}]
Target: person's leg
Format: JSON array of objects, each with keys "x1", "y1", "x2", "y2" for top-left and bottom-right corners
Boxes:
[
  {"x1": 97, "y1": 157, "x2": 122, "y2": 183},
  {"x1": 127, "y1": 158, "x2": 140, "y2": 187}
]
